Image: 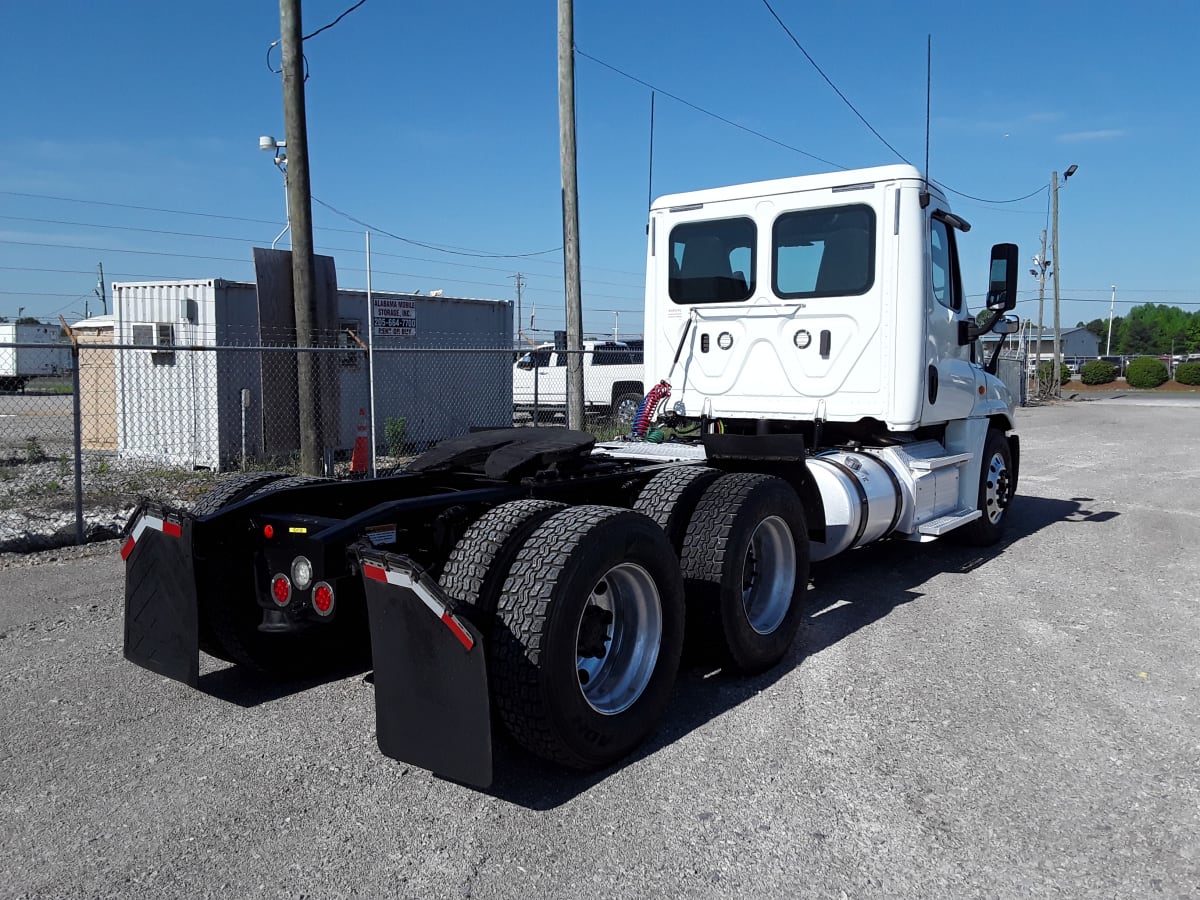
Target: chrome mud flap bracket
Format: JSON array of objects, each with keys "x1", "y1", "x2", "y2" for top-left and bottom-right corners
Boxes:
[
  {"x1": 121, "y1": 502, "x2": 199, "y2": 686},
  {"x1": 358, "y1": 549, "x2": 492, "y2": 788}
]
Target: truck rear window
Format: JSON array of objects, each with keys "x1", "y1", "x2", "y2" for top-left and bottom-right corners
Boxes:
[
  {"x1": 772, "y1": 204, "x2": 875, "y2": 299},
  {"x1": 669, "y1": 218, "x2": 756, "y2": 304}
]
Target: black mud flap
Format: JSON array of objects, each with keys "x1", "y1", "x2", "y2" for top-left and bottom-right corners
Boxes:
[
  {"x1": 122, "y1": 503, "x2": 199, "y2": 686},
  {"x1": 359, "y1": 549, "x2": 492, "y2": 788}
]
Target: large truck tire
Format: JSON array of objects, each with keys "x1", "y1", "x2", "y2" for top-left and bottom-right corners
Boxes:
[
  {"x1": 190, "y1": 471, "x2": 288, "y2": 662},
  {"x1": 953, "y1": 430, "x2": 1014, "y2": 547},
  {"x1": 633, "y1": 465, "x2": 723, "y2": 555},
  {"x1": 680, "y1": 473, "x2": 809, "y2": 674},
  {"x1": 199, "y1": 473, "x2": 367, "y2": 678},
  {"x1": 490, "y1": 506, "x2": 685, "y2": 770},
  {"x1": 439, "y1": 499, "x2": 566, "y2": 631}
]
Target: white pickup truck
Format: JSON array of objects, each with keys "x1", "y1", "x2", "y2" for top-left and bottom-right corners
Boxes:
[{"x1": 513, "y1": 340, "x2": 645, "y2": 423}]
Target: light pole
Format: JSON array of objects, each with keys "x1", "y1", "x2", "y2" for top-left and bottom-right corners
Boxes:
[
  {"x1": 259, "y1": 136, "x2": 290, "y2": 249},
  {"x1": 1050, "y1": 164, "x2": 1078, "y2": 398},
  {"x1": 1106, "y1": 284, "x2": 1117, "y2": 356},
  {"x1": 1029, "y1": 236, "x2": 1051, "y2": 397}
]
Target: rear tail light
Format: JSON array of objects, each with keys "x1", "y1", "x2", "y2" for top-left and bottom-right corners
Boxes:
[
  {"x1": 312, "y1": 582, "x2": 335, "y2": 617},
  {"x1": 270, "y1": 574, "x2": 292, "y2": 607}
]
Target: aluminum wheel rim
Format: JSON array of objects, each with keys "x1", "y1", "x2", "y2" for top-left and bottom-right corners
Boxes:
[
  {"x1": 614, "y1": 396, "x2": 640, "y2": 424},
  {"x1": 575, "y1": 562, "x2": 662, "y2": 716},
  {"x1": 741, "y1": 515, "x2": 795, "y2": 635},
  {"x1": 983, "y1": 450, "x2": 1010, "y2": 524}
]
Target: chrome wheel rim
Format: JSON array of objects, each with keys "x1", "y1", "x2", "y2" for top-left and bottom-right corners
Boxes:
[
  {"x1": 983, "y1": 450, "x2": 1011, "y2": 525},
  {"x1": 741, "y1": 515, "x2": 796, "y2": 635},
  {"x1": 614, "y1": 396, "x2": 640, "y2": 424},
  {"x1": 575, "y1": 562, "x2": 662, "y2": 716}
]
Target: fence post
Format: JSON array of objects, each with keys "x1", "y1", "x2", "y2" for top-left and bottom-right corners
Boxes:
[
  {"x1": 57, "y1": 317, "x2": 85, "y2": 545},
  {"x1": 533, "y1": 362, "x2": 540, "y2": 428}
]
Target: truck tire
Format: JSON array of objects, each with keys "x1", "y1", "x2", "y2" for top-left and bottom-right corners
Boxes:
[
  {"x1": 204, "y1": 474, "x2": 368, "y2": 678},
  {"x1": 190, "y1": 471, "x2": 289, "y2": 662},
  {"x1": 680, "y1": 473, "x2": 809, "y2": 674},
  {"x1": 490, "y1": 506, "x2": 685, "y2": 770},
  {"x1": 438, "y1": 499, "x2": 566, "y2": 631},
  {"x1": 633, "y1": 465, "x2": 723, "y2": 555},
  {"x1": 953, "y1": 430, "x2": 1014, "y2": 547}
]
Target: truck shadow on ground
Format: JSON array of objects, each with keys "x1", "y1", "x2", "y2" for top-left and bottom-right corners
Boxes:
[{"x1": 482, "y1": 493, "x2": 1117, "y2": 809}]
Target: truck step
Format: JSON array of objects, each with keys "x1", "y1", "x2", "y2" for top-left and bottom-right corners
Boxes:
[
  {"x1": 908, "y1": 452, "x2": 972, "y2": 471},
  {"x1": 918, "y1": 507, "x2": 982, "y2": 536}
]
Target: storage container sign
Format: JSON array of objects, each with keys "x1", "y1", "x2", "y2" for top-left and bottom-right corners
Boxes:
[{"x1": 372, "y1": 297, "x2": 418, "y2": 336}]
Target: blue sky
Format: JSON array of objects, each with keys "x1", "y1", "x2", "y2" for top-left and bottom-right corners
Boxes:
[{"x1": 1, "y1": 1, "x2": 1197, "y2": 337}]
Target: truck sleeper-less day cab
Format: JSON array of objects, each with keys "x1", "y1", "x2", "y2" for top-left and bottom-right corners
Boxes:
[{"x1": 122, "y1": 165, "x2": 1020, "y2": 787}]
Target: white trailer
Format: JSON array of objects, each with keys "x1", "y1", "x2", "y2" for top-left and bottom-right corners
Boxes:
[{"x1": 0, "y1": 323, "x2": 71, "y2": 392}]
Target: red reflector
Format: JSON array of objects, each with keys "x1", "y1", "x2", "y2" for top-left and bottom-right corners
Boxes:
[
  {"x1": 263, "y1": 524, "x2": 275, "y2": 539},
  {"x1": 313, "y1": 582, "x2": 334, "y2": 615},
  {"x1": 441, "y1": 612, "x2": 475, "y2": 651},
  {"x1": 271, "y1": 574, "x2": 291, "y2": 606},
  {"x1": 120, "y1": 537, "x2": 135, "y2": 560},
  {"x1": 362, "y1": 563, "x2": 388, "y2": 582},
  {"x1": 162, "y1": 520, "x2": 182, "y2": 538}
]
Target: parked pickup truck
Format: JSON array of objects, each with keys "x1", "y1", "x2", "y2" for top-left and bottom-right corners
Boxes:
[{"x1": 513, "y1": 339, "x2": 645, "y2": 423}]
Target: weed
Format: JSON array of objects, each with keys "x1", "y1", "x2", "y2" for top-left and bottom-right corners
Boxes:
[
  {"x1": 25, "y1": 437, "x2": 45, "y2": 464},
  {"x1": 385, "y1": 417, "x2": 408, "y2": 456}
]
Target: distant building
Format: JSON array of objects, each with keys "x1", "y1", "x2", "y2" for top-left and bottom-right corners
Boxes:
[{"x1": 984, "y1": 325, "x2": 1100, "y2": 360}]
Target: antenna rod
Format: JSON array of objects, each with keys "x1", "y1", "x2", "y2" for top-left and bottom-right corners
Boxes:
[
  {"x1": 647, "y1": 90, "x2": 656, "y2": 215},
  {"x1": 922, "y1": 34, "x2": 931, "y2": 207}
]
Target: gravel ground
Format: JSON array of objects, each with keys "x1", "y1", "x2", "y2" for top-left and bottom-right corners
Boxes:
[{"x1": 0, "y1": 400, "x2": 1198, "y2": 898}]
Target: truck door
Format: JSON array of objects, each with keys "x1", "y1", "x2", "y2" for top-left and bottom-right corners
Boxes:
[{"x1": 922, "y1": 214, "x2": 977, "y2": 422}]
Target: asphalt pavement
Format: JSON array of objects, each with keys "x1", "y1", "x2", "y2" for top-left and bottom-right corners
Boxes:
[{"x1": 1, "y1": 400, "x2": 1197, "y2": 899}]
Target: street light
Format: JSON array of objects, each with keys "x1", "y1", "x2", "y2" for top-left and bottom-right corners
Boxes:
[
  {"x1": 1106, "y1": 284, "x2": 1117, "y2": 356},
  {"x1": 1050, "y1": 163, "x2": 1078, "y2": 398},
  {"x1": 259, "y1": 135, "x2": 290, "y2": 249}
]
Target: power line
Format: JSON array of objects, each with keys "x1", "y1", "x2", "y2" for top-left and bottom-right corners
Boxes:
[
  {"x1": 575, "y1": 48, "x2": 846, "y2": 170},
  {"x1": 303, "y1": 0, "x2": 367, "y2": 41},
  {"x1": 759, "y1": 0, "x2": 909, "y2": 164},
  {"x1": 578, "y1": 47, "x2": 1051, "y2": 205},
  {"x1": 310, "y1": 196, "x2": 563, "y2": 259}
]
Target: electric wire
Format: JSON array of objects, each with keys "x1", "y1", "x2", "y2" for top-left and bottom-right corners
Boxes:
[
  {"x1": 759, "y1": 0, "x2": 910, "y2": 164},
  {"x1": 575, "y1": 48, "x2": 846, "y2": 170}
]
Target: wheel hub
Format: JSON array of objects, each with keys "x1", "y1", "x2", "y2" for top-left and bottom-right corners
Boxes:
[
  {"x1": 740, "y1": 515, "x2": 796, "y2": 635},
  {"x1": 575, "y1": 562, "x2": 663, "y2": 716}
]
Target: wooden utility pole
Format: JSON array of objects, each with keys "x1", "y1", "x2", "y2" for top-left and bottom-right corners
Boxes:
[
  {"x1": 1051, "y1": 170, "x2": 1062, "y2": 398},
  {"x1": 512, "y1": 272, "x2": 525, "y2": 345},
  {"x1": 280, "y1": 0, "x2": 321, "y2": 473},
  {"x1": 557, "y1": 0, "x2": 584, "y2": 430},
  {"x1": 1034, "y1": 229, "x2": 1047, "y2": 395}
]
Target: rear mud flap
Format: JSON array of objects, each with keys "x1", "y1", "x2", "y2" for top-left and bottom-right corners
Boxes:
[
  {"x1": 359, "y1": 549, "x2": 492, "y2": 788},
  {"x1": 122, "y1": 504, "x2": 199, "y2": 686}
]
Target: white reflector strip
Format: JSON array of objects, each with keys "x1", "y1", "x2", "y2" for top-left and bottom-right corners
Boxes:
[
  {"x1": 120, "y1": 514, "x2": 180, "y2": 560},
  {"x1": 361, "y1": 561, "x2": 474, "y2": 651}
]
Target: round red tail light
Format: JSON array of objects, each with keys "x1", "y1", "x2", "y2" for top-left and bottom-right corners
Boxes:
[
  {"x1": 263, "y1": 524, "x2": 274, "y2": 539},
  {"x1": 312, "y1": 582, "x2": 335, "y2": 616},
  {"x1": 271, "y1": 574, "x2": 292, "y2": 606}
]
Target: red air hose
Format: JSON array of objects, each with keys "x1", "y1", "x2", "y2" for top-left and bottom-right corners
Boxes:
[{"x1": 631, "y1": 381, "x2": 671, "y2": 438}]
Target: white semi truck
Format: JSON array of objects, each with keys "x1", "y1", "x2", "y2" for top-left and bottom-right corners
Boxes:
[{"x1": 122, "y1": 164, "x2": 1020, "y2": 788}]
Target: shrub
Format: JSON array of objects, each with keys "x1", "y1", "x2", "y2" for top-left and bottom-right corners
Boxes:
[
  {"x1": 1175, "y1": 361, "x2": 1200, "y2": 386},
  {"x1": 1037, "y1": 361, "x2": 1072, "y2": 385},
  {"x1": 1080, "y1": 359, "x2": 1117, "y2": 385},
  {"x1": 384, "y1": 416, "x2": 408, "y2": 456},
  {"x1": 1125, "y1": 356, "x2": 1169, "y2": 388}
]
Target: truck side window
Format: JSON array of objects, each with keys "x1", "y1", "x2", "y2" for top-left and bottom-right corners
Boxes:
[
  {"x1": 772, "y1": 204, "x2": 875, "y2": 299},
  {"x1": 930, "y1": 218, "x2": 963, "y2": 311},
  {"x1": 669, "y1": 218, "x2": 756, "y2": 304}
]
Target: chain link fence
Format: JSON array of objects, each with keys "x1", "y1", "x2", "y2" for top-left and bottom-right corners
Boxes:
[{"x1": 0, "y1": 337, "x2": 647, "y2": 551}]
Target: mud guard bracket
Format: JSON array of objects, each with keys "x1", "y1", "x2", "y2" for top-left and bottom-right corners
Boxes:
[{"x1": 358, "y1": 549, "x2": 492, "y2": 788}]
